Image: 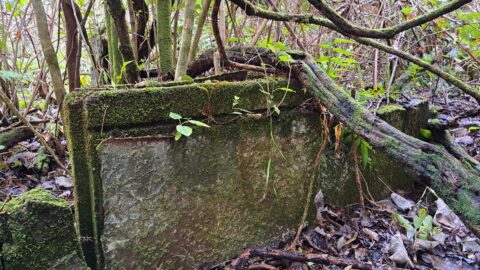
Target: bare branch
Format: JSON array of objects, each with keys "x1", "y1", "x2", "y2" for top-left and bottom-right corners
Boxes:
[
  {"x1": 307, "y1": 0, "x2": 472, "y2": 39},
  {"x1": 227, "y1": 0, "x2": 480, "y2": 103},
  {"x1": 351, "y1": 36, "x2": 480, "y2": 103}
]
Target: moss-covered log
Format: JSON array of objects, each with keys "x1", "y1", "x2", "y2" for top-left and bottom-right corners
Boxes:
[
  {"x1": 291, "y1": 53, "x2": 480, "y2": 232},
  {"x1": 215, "y1": 46, "x2": 480, "y2": 234},
  {"x1": 0, "y1": 127, "x2": 34, "y2": 150}
]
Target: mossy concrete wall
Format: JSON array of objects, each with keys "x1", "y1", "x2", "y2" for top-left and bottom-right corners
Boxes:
[{"x1": 64, "y1": 78, "x2": 428, "y2": 269}]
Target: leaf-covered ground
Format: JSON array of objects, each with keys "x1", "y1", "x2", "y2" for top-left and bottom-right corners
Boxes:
[{"x1": 205, "y1": 191, "x2": 480, "y2": 270}]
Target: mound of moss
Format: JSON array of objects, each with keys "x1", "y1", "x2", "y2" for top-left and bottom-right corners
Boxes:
[{"x1": 0, "y1": 189, "x2": 89, "y2": 270}]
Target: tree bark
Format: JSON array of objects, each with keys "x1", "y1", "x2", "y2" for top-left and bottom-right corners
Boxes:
[
  {"x1": 130, "y1": 0, "x2": 149, "y2": 61},
  {"x1": 31, "y1": 0, "x2": 66, "y2": 107},
  {"x1": 174, "y1": 0, "x2": 196, "y2": 80},
  {"x1": 105, "y1": 3, "x2": 122, "y2": 84},
  {"x1": 188, "y1": 0, "x2": 212, "y2": 63},
  {"x1": 157, "y1": 0, "x2": 174, "y2": 75},
  {"x1": 106, "y1": 0, "x2": 139, "y2": 84},
  {"x1": 60, "y1": 0, "x2": 82, "y2": 92}
]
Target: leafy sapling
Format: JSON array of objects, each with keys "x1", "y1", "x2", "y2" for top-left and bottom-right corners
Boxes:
[{"x1": 169, "y1": 112, "x2": 210, "y2": 141}]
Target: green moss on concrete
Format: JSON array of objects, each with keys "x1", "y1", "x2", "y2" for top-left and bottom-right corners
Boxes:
[
  {"x1": 63, "y1": 78, "x2": 427, "y2": 269},
  {"x1": 82, "y1": 79, "x2": 305, "y2": 129},
  {"x1": 63, "y1": 97, "x2": 99, "y2": 269},
  {"x1": 3, "y1": 189, "x2": 67, "y2": 212},
  {"x1": 0, "y1": 189, "x2": 88, "y2": 270}
]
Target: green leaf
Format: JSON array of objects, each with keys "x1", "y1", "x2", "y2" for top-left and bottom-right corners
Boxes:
[
  {"x1": 468, "y1": 126, "x2": 480, "y2": 131},
  {"x1": 392, "y1": 213, "x2": 414, "y2": 232},
  {"x1": 18, "y1": 100, "x2": 26, "y2": 109},
  {"x1": 169, "y1": 112, "x2": 182, "y2": 120},
  {"x1": 401, "y1": 6, "x2": 413, "y2": 15},
  {"x1": 333, "y1": 48, "x2": 354, "y2": 56},
  {"x1": 417, "y1": 216, "x2": 433, "y2": 240},
  {"x1": 187, "y1": 120, "x2": 210, "y2": 127},
  {"x1": 420, "y1": 128, "x2": 432, "y2": 139},
  {"x1": 174, "y1": 131, "x2": 182, "y2": 141},
  {"x1": 333, "y1": 38, "x2": 357, "y2": 44},
  {"x1": 277, "y1": 87, "x2": 295, "y2": 93},
  {"x1": 273, "y1": 105, "x2": 280, "y2": 115},
  {"x1": 176, "y1": 125, "x2": 193, "y2": 136},
  {"x1": 360, "y1": 140, "x2": 371, "y2": 168}
]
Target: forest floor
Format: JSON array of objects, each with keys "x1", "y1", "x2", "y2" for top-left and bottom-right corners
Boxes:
[
  {"x1": 205, "y1": 191, "x2": 480, "y2": 270},
  {"x1": 1, "y1": 87, "x2": 480, "y2": 269}
]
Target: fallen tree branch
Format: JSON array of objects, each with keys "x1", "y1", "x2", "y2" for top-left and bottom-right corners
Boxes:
[
  {"x1": 226, "y1": 248, "x2": 374, "y2": 270},
  {"x1": 0, "y1": 127, "x2": 34, "y2": 150}
]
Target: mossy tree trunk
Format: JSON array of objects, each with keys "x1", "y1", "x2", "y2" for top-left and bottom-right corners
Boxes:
[
  {"x1": 105, "y1": 3, "x2": 122, "y2": 84},
  {"x1": 174, "y1": 0, "x2": 195, "y2": 80},
  {"x1": 156, "y1": 0, "x2": 174, "y2": 75},
  {"x1": 105, "y1": 0, "x2": 139, "y2": 84}
]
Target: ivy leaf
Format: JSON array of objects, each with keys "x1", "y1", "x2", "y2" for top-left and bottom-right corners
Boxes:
[
  {"x1": 187, "y1": 120, "x2": 210, "y2": 127},
  {"x1": 176, "y1": 125, "x2": 192, "y2": 137},
  {"x1": 169, "y1": 112, "x2": 182, "y2": 120}
]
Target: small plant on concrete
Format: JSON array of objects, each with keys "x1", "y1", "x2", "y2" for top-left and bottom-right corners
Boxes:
[{"x1": 169, "y1": 112, "x2": 210, "y2": 141}]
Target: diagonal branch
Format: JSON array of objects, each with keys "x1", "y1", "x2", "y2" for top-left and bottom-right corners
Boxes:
[
  {"x1": 351, "y1": 36, "x2": 480, "y2": 103},
  {"x1": 307, "y1": 0, "x2": 472, "y2": 39},
  {"x1": 226, "y1": 0, "x2": 480, "y2": 103}
]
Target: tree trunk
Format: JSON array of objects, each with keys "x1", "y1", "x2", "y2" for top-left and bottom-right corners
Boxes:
[
  {"x1": 31, "y1": 0, "x2": 66, "y2": 107},
  {"x1": 60, "y1": 0, "x2": 82, "y2": 92},
  {"x1": 106, "y1": 0, "x2": 139, "y2": 84},
  {"x1": 105, "y1": 3, "x2": 122, "y2": 84},
  {"x1": 156, "y1": 0, "x2": 174, "y2": 75},
  {"x1": 174, "y1": 0, "x2": 196, "y2": 80},
  {"x1": 130, "y1": 0, "x2": 150, "y2": 61},
  {"x1": 188, "y1": 0, "x2": 212, "y2": 63}
]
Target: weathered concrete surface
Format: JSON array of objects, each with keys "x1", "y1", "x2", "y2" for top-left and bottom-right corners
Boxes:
[
  {"x1": 97, "y1": 114, "x2": 414, "y2": 269},
  {"x1": 0, "y1": 189, "x2": 89, "y2": 270},
  {"x1": 63, "y1": 77, "x2": 428, "y2": 269}
]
